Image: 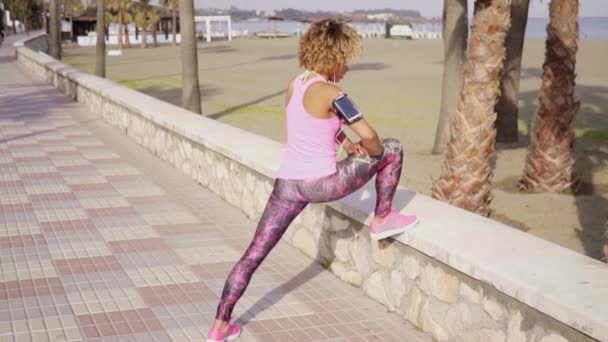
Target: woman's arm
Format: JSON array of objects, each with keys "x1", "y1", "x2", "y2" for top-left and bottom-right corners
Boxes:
[
  {"x1": 346, "y1": 119, "x2": 383, "y2": 157},
  {"x1": 308, "y1": 81, "x2": 384, "y2": 156}
]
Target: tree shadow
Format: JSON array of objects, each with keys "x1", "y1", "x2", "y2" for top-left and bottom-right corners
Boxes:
[
  {"x1": 259, "y1": 54, "x2": 297, "y2": 61},
  {"x1": 206, "y1": 90, "x2": 286, "y2": 120},
  {"x1": 496, "y1": 76, "x2": 608, "y2": 151},
  {"x1": 0, "y1": 84, "x2": 78, "y2": 146},
  {"x1": 135, "y1": 84, "x2": 222, "y2": 107},
  {"x1": 197, "y1": 45, "x2": 239, "y2": 54},
  {"x1": 349, "y1": 62, "x2": 391, "y2": 71},
  {"x1": 0, "y1": 55, "x2": 16, "y2": 64},
  {"x1": 493, "y1": 67, "x2": 608, "y2": 261},
  {"x1": 573, "y1": 144, "x2": 608, "y2": 260},
  {"x1": 233, "y1": 186, "x2": 417, "y2": 326}
]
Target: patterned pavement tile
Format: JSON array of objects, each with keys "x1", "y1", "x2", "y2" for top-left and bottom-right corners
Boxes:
[
  {"x1": 0, "y1": 234, "x2": 47, "y2": 249},
  {"x1": 86, "y1": 207, "x2": 138, "y2": 219},
  {"x1": 10, "y1": 149, "x2": 47, "y2": 159},
  {"x1": 113, "y1": 252, "x2": 181, "y2": 279},
  {"x1": 0, "y1": 207, "x2": 41, "y2": 237},
  {"x1": 32, "y1": 200, "x2": 88, "y2": 223},
  {"x1": 53, "y1": 255, "x2": 122, "y2": 275},
  {"x1": 34, "y1": 131, "x2": 65, "y2": 142},
  {"x1": 57, "y1": 127, "x2": 90, "y2": 137},
  {"x1": 70, "y1": 182, "x2": 115, "y2": 193},
  {"x1": 0, "y1": 167, "x2": 22, "y2": 182},
  {"x1": 112, "y1": 179, "x2": 165, "y2": 198},
  {"x1": 15, "y1": 164, "x2": 58, "y2": 176},
  {"x1": 23, "y1": 183, "x2": 71, "y2": 196},
  {"x1": 78, "y1": 197, "x2": 131, "y2": 210},
  {"x1": 132, "y1": 202, "x2": 198, "y2": 227},
  {"x1": 79, "y1": 148, "x2": 121, "y2": 161},
  {"x1": 50, "y1": 156, "x2": 90, "y2": 168},
  {"x1": 68, "y1": 136, "x2": 104, "y2": 147},
  {"x1": 76, "y1": 308, "x2": 164, "y2": 339},
  {"x1": 65, "y1": 286, "x2": 147, "y2": 316},
  {"x1": 42, "y1": 144, "x2": 78, "y2": 154},
  {"x1": 153, "y1": 224, "x2": 209, "y2": 237},
  {"x1": 0, "y1": 278, "x2": 65, "y2": 299},
  {"x1": 29, "y1": 193, "x2": 78, "y2": 202},
  {"x1": 124, "y1": 265, "x2": 199, "y2": 288},
  {"x1": 0, "y1": 187, "x2": 30, "y2": 206},
  {"x1": 98, "y1": 224, "x2": 159, "y2": 242},
  {"x1": 45, "y1": 229, "x2": 110, "y2": 260},
  {"x1": 21, "y1": 172, "x2": 64, "y2": 184},
  {"x1": 40, "y1": 219, "x2": 96, "y2": 234},
  {"x1": 0, "y1": 154, "x2": 13, "y2": 164},
  {"x1": 108, "y1": 238, "x2": 168, "y2": 254},
  {"x1": 137, "y1": 282, "x2": 216, "y2": 306}
]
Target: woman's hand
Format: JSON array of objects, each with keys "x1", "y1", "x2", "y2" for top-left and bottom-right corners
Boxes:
[{"x1": 343, "y1": 140, "x2": 368, "y2": 156}]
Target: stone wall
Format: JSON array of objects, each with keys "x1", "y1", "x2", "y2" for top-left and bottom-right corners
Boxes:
[{"x1": 15, "y1": 34, "x2": 608, "y2": 342}]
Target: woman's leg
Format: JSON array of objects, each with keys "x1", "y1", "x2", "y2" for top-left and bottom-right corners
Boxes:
[
  {"x1": 211, "y1": 138, "x2": 403, "y2": 326},
  {"x1": 213, "y1": 186, "x2": 307, "y2": 324},
  {"x1": 373, "y1": 138, "x2": 404, "y2": 218},
  {"x1": 296, "y1": 138, "x2": 404, "y2": 218}
]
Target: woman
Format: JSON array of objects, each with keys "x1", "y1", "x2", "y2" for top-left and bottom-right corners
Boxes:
[{"x1": 207, "y1": 18, "x2": 418, "y2": 342}]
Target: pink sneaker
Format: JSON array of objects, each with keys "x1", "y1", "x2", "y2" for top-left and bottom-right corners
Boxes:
[
  {"x1": 206, "y1": 322, "x2": 242, "y2": 342},
  {"x1": 369, "y1": 210, "x2": 418, "y2": 240}
]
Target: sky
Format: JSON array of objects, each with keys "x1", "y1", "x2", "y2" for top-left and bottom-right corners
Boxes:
[{"x1": 194, "y1": 0, "x2": 608, "y2": 18}]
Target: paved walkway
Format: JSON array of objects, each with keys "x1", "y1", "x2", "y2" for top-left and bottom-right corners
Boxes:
[{"x1": 0, "y1": 36, "x2": 431, "y2": 342}]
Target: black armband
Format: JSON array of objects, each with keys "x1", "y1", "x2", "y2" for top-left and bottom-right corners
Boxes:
[{"x1": 332, "y1": 93, "x2": 363, "y2": 124}]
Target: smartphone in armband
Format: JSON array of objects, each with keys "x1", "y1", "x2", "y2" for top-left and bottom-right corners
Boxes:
[{"x1": 332, "y1": 93, "x2": 363, "y2": 124}]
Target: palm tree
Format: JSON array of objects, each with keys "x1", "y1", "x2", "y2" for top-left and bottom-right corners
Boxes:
[
  {"x1": 431, "y1": 0, "x2": 512, "y2": 216},
  {"x1": 162, "y1": 0, "x2": 178, "y2": 46},
  {"x1": 149, "y1": 9, "x2": 161, "y2": 47},
  {"x1": 95, "y1": 0, "x2": 105, "y2": 77},
  {"x1": 123, "y1": 8, "x2": 133, "y2": 48},
  {"x1": 431, "y1": 0, "x2": 468, "y2": 154},
  {"x1": 179, "y1": 0, "x2": 201, "y2": 114},
  {"x1": 49, "y1": 0, "x2": 61, "y2": 59},
  {"x1": 520, "y1": 0, "x2": 580, "y2": 192},
  {"x1": 495, "y1": 0, "x2": 531, "y2": 143},
  {"x1": 109, "y1": 0, "x2": 132, "y2": 49},
  {"x1": 135, "y1": 0, "x2": 151, "y2": 48}
]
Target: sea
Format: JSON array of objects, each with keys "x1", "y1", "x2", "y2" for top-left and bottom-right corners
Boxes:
[{"x1": 201, "y1": 17, "x2": 608, "y2": 40}]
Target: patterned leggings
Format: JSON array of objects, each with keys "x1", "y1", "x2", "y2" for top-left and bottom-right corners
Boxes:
[{"x1": 215, "y1": 138, "x2": 404, "y2": 321}]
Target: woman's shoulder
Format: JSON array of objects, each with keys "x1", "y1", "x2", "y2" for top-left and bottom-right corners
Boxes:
[{"x1": 308, "y1": 81, "x2": 342, "y2": 102}]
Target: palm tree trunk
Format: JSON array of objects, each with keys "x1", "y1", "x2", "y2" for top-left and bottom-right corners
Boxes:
[
  {"x1": 432, "y1": 0, "x2": 468, "y2": 154},
  {"x1": 49, "y1": 0, "x2": 61, "y2": 59},
  {"x1": 495, "y1": 0, "x2": 530, "y2": 143},
  {"x1": 118, "y1": 10, "x2": 124, "y2": 49},
  {"x1": 142, "y1": 26, "x2": 147, "y2": 48},
  {"x1": 95, "y1": 0, "x2": 105, "y2": 77},
  {"x1": 431, "y1": 0, "x2": 511, "y2": 216},
  {"x1": 23, "y1": 16, "x2": 30, "y2": 35},
  {"x1": 152, "y1": 24, "x2": 158, "y2": 47},
  {"x1": 125, "y1": 23, "x2": 132, "y2": 48},
  {"x1": 520, "y1": 0, "x2": 580, "y2": 192},
  {"x1": 171, "y1": 6, "x2": 177, "y2": 46},
  {"x1": 179, "y1": 0, "x2": 201, "y2": 114}
]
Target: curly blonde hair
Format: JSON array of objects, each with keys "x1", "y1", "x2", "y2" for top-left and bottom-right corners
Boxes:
[{"x1": 299, "y1": 19, "x2": 362, "y2": 75}]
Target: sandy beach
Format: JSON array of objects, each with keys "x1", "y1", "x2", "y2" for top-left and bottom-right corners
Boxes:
[{"x1": 62, "y1": 37, "x2": 608, "y2": 260}]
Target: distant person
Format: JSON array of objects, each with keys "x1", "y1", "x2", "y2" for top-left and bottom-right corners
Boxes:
[
  {"x1": 206, "y1": 18, "x2": 418, "y2": 342},
  {"x1": 0, "y1": 4, "x2": 5, "y2": 46}
]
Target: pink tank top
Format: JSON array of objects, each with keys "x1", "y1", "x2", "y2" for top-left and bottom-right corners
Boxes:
[{"x1": 276, "y1": 74, "x2": 342, "y2": 180}]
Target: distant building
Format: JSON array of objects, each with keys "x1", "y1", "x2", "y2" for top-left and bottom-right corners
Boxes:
[
  {"x1": 70, "y1": 5, "x2": 181, "y2": 44},
  {"x1": 366, "y1": 13, "x2": 395, "y2": 21}
]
